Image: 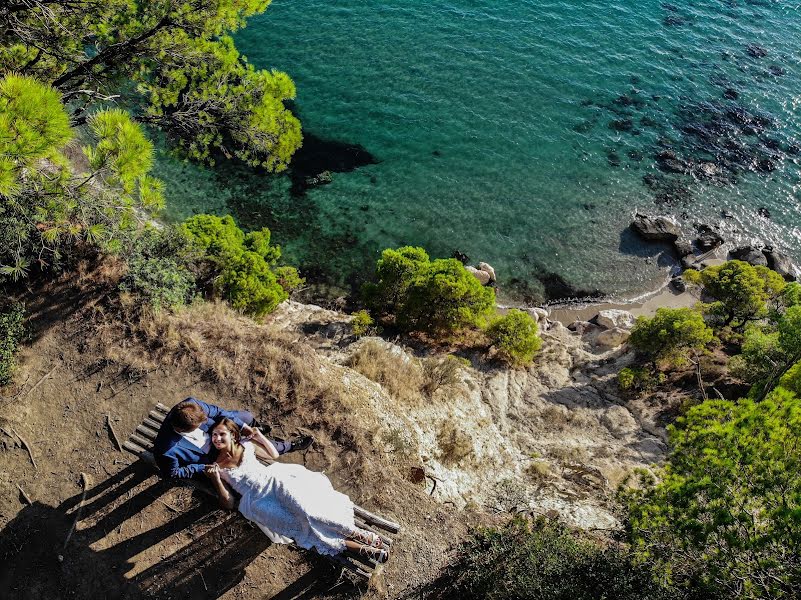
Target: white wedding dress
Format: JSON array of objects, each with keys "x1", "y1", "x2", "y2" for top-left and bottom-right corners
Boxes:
[{"x1": 220, "y1": 441, "x2": 355, "y2": 556}]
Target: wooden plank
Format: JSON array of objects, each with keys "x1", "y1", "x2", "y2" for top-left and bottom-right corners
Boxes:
[
  {"x1": 155, "y1": 402, "x2": 170, "y2": 414},
  {"x1": 148, "y1": 410, "x2": 166, "y2": 423},
  {"x1": 129, "y1": 434, "x2": 154, "y2": 450},
  {"x1": 329, "y1": 554, "x2": 371, "y2": 580},
  {"x1": 123, "y1": 440, "x2": 147, "y2": 457},
  {"x1": 135, "y1": 424, "x2": 159, "y2": 440},
  {"x1": 353, "y1": 505, "x2": 400, "y2": 534},
  {"x1": 143, "y1": 417, "x2": 163, "y2": 431}
]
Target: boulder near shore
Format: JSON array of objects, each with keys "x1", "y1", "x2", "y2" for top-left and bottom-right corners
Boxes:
[{"x1": 631, "y1": 213, "x2": 680, "y2": 242}]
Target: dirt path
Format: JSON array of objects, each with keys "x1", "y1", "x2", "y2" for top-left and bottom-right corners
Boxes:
[{"x1": 0, "y1": 278, "x2": 467, "y2": 599}]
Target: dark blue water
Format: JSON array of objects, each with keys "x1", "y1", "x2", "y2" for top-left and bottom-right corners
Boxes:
[{"x1": 156, "y1": 0, "x2": 801, "y2": 303}]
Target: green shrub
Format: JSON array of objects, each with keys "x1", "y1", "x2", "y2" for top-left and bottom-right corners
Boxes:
[
  {"x1": 181, "y1": 214, "x2": 300, "y2": 318},
  {"x1": 685, "y1": 261, "x2": 786, "y2": 328},
  {"x1": 629, "y1": 307, "x2": 713, "y2": 366},
  {"x1": 617, "y1": 366, "x2": 663, "y2": 392},
  {"x1": 486, "y1": 309, "x2": 542, "y2": 367},
  {"x1": 120, "y1": 226, "x2": 198, "y2": 311},
  {"x1": 623, "y1": 391, "x2": 801, "y2": 598},
  {"x1": 0, "y1": 304, "x2": 25, "y2": 386},
  {"x1": 218, "y1": 251, "x2": 287, "y2": 317},
  {"x1": 364, "y1": 246, "x2": 495, "y2": 334},
  {"x1": 435, "y1": 517, "x2": 672, "y2": 600},
  {"x1": 351, "y1": 309, "x2": 374, "y2": 337},
  {"x1": 273, "y1": 265, "x2": 303, "y2": 293}
]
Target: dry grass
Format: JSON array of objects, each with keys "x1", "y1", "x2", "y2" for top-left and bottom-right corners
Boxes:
[
  {"x1": 437, "y1": 420, "x2": 473, "y2": 464},
  {"x1": 347, "y1": 340, "x2": 424, "y2": 404},
  {"x1": 348, "y1": 340, "x2": 468, "y2": 404},
  {"x1": 91, "y1": 300, "x2": 386, "y2": 481}
]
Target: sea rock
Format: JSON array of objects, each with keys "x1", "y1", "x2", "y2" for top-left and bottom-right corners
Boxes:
[
  {"x1": 632, "y1": 213, "x2": 680, "y2": 242},
  {"x1": 670, "y1": 277, "x2": 687, "y2": 293},
  {"x1": 478, "y1": 262, "x2": 497, "y2": 282},
  {"x1": 763, "y1": 248, "x2": 797, "y2": 281},
  {"x1": 681, "y1": 256, "x2": 700, "y2": 271},
  {"x1": 695, "y1": 225, "x2": 724, "y2": 250},
  {"x1": 673, "y1": 239, "x2": 694, "y2": 257},
  {"x1": 466, "y1": 265, "x2": 491, "y2": 286},
  {"x1": 595, "y1": 328, "x2": 631, "y2": 348},
  {"x1": 730, "y1": 245, "x2": 768, "y2": 267},
  {"x1": 596, "y1": 309, "x2": 636, "y2": 330},
  {"x1": 532, "y1": 307, "x2": 549, "y2": 321}
]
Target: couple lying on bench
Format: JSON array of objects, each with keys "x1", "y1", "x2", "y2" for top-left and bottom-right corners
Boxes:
[{"x1": 154, "y1": 398, "x2": 389, "y2": 563}]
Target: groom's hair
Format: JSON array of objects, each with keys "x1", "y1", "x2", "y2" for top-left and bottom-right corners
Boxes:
[{"x1": 172, "y1": 400, "x2": 206, "y2": 432}]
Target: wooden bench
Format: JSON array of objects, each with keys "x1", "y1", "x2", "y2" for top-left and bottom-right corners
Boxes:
[{"x1": 123, "y1": 402, "x2": 400, "y2": 581}]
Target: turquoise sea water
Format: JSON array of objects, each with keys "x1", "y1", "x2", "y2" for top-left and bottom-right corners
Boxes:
[{"x1": 156, "y1": 0, "x2": 801, "y2": 304}]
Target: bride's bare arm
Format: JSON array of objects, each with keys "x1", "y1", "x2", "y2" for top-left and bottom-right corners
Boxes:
[
  {"x1": 249, "y1": 428, "x2": 279, "y2": 459},
  {"x1": 205, "y1": 464, "x2": 236, "y2": 510}
]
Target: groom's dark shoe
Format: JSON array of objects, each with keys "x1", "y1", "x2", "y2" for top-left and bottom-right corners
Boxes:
[{"x1": 289, "y1": 435, "x2": 314, "y2": 452}]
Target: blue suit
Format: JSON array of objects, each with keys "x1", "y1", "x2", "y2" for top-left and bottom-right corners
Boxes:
[{"x1": 154, "y1": 397, "x2": 253, "y2": 479}]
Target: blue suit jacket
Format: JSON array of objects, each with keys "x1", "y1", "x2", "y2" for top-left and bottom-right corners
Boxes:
[{"x1": 153, "y1": 398, "x2": 247, "y2": 479}]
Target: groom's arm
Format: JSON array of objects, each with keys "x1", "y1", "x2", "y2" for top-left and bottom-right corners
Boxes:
[
  {"x1": 156, "y1": 450, "x2": 206, "y2": 480},
  {"x1": 191, "y1": 397, "x2": 247, "y2": 429}
]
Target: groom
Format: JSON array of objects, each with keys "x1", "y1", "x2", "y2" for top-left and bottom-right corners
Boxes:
[{"x1": 154, "y1": 397, "x2": 313, "y2": 479}]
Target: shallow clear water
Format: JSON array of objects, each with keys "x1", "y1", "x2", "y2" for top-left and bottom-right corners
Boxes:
[{"x1": 156, "y1": 0, "x2": 801, "y2": 303}]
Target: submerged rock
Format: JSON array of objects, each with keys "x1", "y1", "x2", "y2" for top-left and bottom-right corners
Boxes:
[{"x1": 632, "y1": 213, "x2": 680, "y2": 242}]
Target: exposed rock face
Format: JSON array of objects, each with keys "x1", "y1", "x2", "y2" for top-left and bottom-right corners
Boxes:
[
  {"x1": 595, "y1": 327, "x2": 631, "y2": 348},
  {"x1": 763, "y1": 248, "x2": 797, "y2": 281},
  {"x1": 270, "y1": 301, "x2": 671, "y2": 532},
  {"x1": 631, "y1": 213, "x2": 680, "y2": 242},
  {"x1": 568, "y1": 320, "x2": 599, "y2": 336},
  {"x1": 730, "y1": 245, "x2": 768, "y2": 267},
  {"x1": 466, "y1": 265, "x2": 491, "y2": 285},
  {"x1": 595, "y1": 309, "x2": 636, "y2": 330}
]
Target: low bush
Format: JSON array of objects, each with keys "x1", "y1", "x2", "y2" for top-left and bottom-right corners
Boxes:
[
  {"x1": 618, "y1": 366, "x2": 664, "y2": 393},
  {"x1": 351, "y1": 309, "x2": 375, "y2": 337},
  {"x1": 346, "y1": 339, "x2": 423, "y2": 404},
  {"x1": 432, "y1": 517, "x2": 672, "y2": 600},
  {"x1": 629, "y1": 307, "x2": 713, "y2": 366},
  {"x1": 364, "y1": 246, "x2": 495, "y2": 334},
  {"x1": 120, "y1": 226, "x2": 198, "y2": 311},
  {"x1": 486, "y1": 309, "x2": 542, "y2": 366},
  {"x1": 421, "y1": 355, "x2": 467, "y2": 396},
  {"x1": 181, "y1": 214, "x2": 302, "y2": 318},
  {"x1": 0, "y1": 303, "x2": 25, "y2": 385}
]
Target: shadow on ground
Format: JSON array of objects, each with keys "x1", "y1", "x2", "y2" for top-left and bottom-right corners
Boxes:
[{"x1": 0, "y1": 462, "x2": 350, "y2": 599}]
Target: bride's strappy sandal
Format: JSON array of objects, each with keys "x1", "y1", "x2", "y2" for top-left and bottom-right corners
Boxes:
[
  {"x1": 350, "y1": 528, "x2": 384, "y2": 548},
  {"x1": 358, "y1": 544, "x2": 389, "y2": 564}
]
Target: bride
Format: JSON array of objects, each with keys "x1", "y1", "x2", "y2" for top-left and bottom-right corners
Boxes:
[{"x1": 204, "y1": 417, "x2": 389, "y2": 563}]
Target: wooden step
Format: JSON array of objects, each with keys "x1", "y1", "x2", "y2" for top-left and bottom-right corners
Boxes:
[
  {"x1": 148, "y1": 410, "x2": 166, "y2": 424},
  {"x1": 129, "y1": 433, "x2": 154, "y2": 450},
  {"x1": 354, "y1": 505, "x2": 400, "y2": 534},
  {"x1": 135, "y1": 424, "x2": 159, "y2": 441}
]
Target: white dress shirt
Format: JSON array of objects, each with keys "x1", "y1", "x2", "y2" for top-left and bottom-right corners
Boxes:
[{"x1": 180, "y1": 427, "x2": 212, "y2": 454}]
